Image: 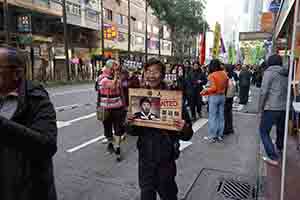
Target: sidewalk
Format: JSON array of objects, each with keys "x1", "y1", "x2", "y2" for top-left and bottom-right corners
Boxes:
[
  {"x1": 184, "y1": 86, "x2": 261, "y2": 200},
  {"x1": 261, "y1": 134, "x2": 300, "y2": 200}
]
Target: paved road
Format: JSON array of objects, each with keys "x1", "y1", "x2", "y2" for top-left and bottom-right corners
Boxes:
[{"x1": 47, "y1": 84, "x2": 260, "y2": 200}]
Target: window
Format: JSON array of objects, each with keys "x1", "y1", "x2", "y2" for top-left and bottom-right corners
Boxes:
[
  {"x1": 116, "y1": 14, "x2": 126, "y2": 25},
  {"x1": 153, "y1": 26, "x2": 159, "y2": 34},
  {"x1": 86, "y1": 9, "x2": 98, "y2": 22},
  {"x1": 136, "y1": 36, "x2": 144, "y2": 45},
  {"x1": 66, "y1": 2, "x2": 81, "y2": 16},
  {"x1": 137, "y1": 21, "x2": 143, "y2": 31},
  {"x1": 105, "y1": 9, "x2": 113, "y2": 21},
  {"x1": 147, "y1": 25, "x2": 152, "y2": 32},
  {"x1": 163, "y1": 41, "x2": 171, "y2": 51}
]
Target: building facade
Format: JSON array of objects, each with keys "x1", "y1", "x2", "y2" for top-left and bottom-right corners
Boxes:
[{"x1": 0, "y1": 0, "x2": 173, "y2": 80}]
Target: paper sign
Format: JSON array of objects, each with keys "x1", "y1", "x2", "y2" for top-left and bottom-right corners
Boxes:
[{"x1": 128, "y1": 88, "x2": 183, "y2": 131}]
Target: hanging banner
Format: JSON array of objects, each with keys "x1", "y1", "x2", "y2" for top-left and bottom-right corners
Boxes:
[
  {"x1": 128, "y1": 89, "x2": 183, "y2": 131},
  {"x1": 261, "y1": 12, "x2": 274, "y2": 33},
  {"x1": 212, "y1": 22, "x2": 221, "y2": 58},
  {"x1": 199, "y1": 33, "x2": 206, "y2": 65}
]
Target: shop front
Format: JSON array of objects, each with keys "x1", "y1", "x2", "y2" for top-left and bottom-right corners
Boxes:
[{"x1": 264, "y1": 1, "x2": 300, "y2": 200}]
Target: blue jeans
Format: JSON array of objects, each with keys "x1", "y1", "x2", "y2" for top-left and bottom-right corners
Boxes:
[
  {"x1": 208, "y1": 95, "x2": 225, "y2": 138},
  {"x1": 259, "y1": 111, "x2": 285, "y2": 161}
]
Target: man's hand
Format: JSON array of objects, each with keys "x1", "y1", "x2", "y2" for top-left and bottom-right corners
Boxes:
[
  {"x1": 127, "y1": 113, "x2": 135, "y2": 123},
  {"x1": 200, "y1": 89, "x2": 207, "y2": 96},
  {"x1": 174, "y1": 119, "x2": 186, "y2": 131}
]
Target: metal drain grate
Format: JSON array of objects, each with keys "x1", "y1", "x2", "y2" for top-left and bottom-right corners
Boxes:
[{"x1": 217, "y1": 179, "x2": 256, "y2": 200}]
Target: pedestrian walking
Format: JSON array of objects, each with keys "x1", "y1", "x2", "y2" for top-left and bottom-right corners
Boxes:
[
  {"x1": 223, "y1": 64, "x2": 236, "y2": 135},
  {"x1": 127, "y1": 58, "x2": 194, "y2": 200},
  {"x1": 201, "y1": 59, "x2": 228, "y2": 143},
  {"x1": 239, "y1": 66, "x2": 252, "y2": 105},
  {"x1": 0, "y1": 46, "x2": 58, "y2": 200},
  {"x1": 190, "y1": 62, "x2": 207, "y2": 120},
  {"x1": 259, "y1": 54, "x2": 288, "y2": 166},
  {"x1": 184, "y1": 61, "x2": 195, "y2": 117},
  {"x1": 97, "y1": 59, "x2": 125, "y2": 162}
]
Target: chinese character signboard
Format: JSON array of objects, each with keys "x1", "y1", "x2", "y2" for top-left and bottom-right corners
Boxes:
[
  {"x1": 17, "y1": 15, "x2": 31, "y2": 33},
  {"x1": 128, "y1": 89, "x2": 183, "y2": 131},
  {"x1": 104, "y1": 24, "x2": 117, "y2": 40}
]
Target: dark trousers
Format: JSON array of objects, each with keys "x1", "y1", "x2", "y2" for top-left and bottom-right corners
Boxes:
[
  {"x1": 139, "y1": 159, "x2": 178, "y2": 200},
  {"x1": 224, "y1": 98, "x2": 234, "y2": 134},
  {"x1": 189, "y1": 92, "x2": 202, "y2": 118},
  {"x1": 103, "y1": 108, "x2": 124, "y2": 140},
  {"x1": 239, "y1": 86, "x2": 250, "y2": 105},
  {"x1": 259, "y1": 111, "x2": 285, "y2": 161}
]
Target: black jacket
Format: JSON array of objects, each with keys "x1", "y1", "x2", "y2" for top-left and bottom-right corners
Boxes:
[
  {"x1": 128, "y1": 108, "x2": 193, "y2": 163},
  {"x1": 0, "y1": 80, "x2": 57, "y2": 200},
  {"x1": 239, "y1": 70, "x2": 252, "y2": 87},
  {"x1": 190, "y1": 69, "x2": 207, "y2": 93}
]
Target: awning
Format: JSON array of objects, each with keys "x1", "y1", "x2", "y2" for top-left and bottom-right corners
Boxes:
[
  {"x1": 274, "y1": 0, "x2": 297, "y2": 39},
  {"x1": 239, "y1": 32, "x2": 272, "y2": 41}
]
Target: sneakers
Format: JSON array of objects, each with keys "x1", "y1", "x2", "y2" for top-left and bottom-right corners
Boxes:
[
  {"x1": 115, "y1": 147, "x2": 122, "y2": 162},
  {"x1": 262, "y1": 156, "x2": 279, "y2": 166},
  {"x1": 217, "y1": 136, "x2": 224, "y2": 142},
  {"x1": 203, "y1": 136, "x2": 217, "y2": 143},
  {"x1": 107, "y1": 143, "x2": 115, "y2": 154}
]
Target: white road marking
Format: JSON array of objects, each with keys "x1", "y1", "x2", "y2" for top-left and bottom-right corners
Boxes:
[
  {"x1": 192, "y1": 118, "x2": 208, "y2": 132},
  {"x1": 67, "y1": 135, "x2": 106, "y2": 153},
  {"x1": 55, "y1": 104, "x2": 80, "y2": 111},
  {"x1": 179, "y1": 118, "x2": 208, "y2": 152},
  {"x1": 56, "y1": 113, "x2": 96, "y2": 129},
  {"x1": 57, "y1": 121, "x2": 72, "y2": 129},
  {"x1": 50, "y1": 89, "x2": 94, "y2": 97},
  {"x1": 180, "y1": 141, "x2": 193, "y2": 151},
  {"x1": 65, "y1": 117, "x2": 208, "y2": 153}
]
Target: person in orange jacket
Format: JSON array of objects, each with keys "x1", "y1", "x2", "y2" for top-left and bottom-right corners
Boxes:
[{"x1": 200, "y1": 59, "x2": 228, "y2": 143}]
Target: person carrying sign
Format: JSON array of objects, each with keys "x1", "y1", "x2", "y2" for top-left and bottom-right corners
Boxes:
[{"x1": 127, "y1": 58, "x2": 194, "y2": 200}]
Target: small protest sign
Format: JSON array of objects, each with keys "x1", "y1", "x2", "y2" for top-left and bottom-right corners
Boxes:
[{"x1": 128, "y1": 88, "x2": 183, "y2": 131}]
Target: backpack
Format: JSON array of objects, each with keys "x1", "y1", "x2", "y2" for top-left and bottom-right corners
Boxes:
[{"x1": 226, "y1": 78, "x2": 236, "y2": 98}]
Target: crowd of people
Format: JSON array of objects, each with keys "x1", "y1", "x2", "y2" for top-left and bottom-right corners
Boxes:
[
  {"x1": 0, "y1": 44, "x2": 287, "y2": 200},
  {"x1": 94, "y1": 56, "x2": 271, "y2": 199}
]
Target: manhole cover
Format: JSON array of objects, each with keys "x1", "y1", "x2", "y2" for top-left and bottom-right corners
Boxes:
[{"x1": 217, "y1": 179, "x2": 256, "y2": 200}]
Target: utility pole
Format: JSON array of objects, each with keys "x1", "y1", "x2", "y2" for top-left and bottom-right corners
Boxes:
[
  {"x1": 62, "y1": 0, "x2": 70, "y2": 81},
  {"x1": 158, "y1": 24, "x2": 161, "y2": 58},
  {"x1": 128, "y1": 0, "x2": 131, "y2": 55},
  {"x1": 3, "y1": 0, "x2": 9, "y2": 43},
  {"x1": 101, "y1": 0, "x2": 105, "y2": 63},
  {"x1": 145, "y1": 0, "x2": 148, "y2": 62}
]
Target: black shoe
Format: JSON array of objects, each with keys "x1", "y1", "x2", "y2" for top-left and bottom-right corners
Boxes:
[
  {"x1": 115, "y1": 147, "x2": 122, "y2": 162},
  {"x1": 198, "y1": 113, "x2": 202, "y2": 118},
  {"x1": 107, "y1": 143, "x2": 115, "y2": 154}
]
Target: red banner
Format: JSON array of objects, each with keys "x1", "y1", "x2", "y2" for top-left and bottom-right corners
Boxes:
[{"x1": 199, "y1": 33, "x2": 206, "y2": 65}]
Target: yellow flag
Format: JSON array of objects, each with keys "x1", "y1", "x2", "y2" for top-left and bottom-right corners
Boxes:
[{"x1": 212, "y1": 22, "x2": 221, "y2": 59}]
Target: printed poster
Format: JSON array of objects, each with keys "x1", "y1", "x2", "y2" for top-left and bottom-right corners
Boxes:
[{"x1": 128, "y1": 89, "x2": 183, "y2": 131}]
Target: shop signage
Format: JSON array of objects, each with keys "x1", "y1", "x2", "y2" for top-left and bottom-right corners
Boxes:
[
  {"x1": 128, "y1": 89, "x2": 183, "y2": 131},
  {"x1": 275, "y1": 0, "x2": 296, "y2": 38},
  {"x1": 17, "y1": 15, "x2": 31, "y2": 33},
  {"x1": 16, "y1": 35, "x2": 32, "y2": 45},
  {"x1": 269, "y1": 0, "x2": 281, "y2": 13},
  {"x1": 239, "y1": 32, "x2": 272, "y2": 41},
  {"x1": 104, "y1": 24, "x2": 117, "y2": 40}
]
